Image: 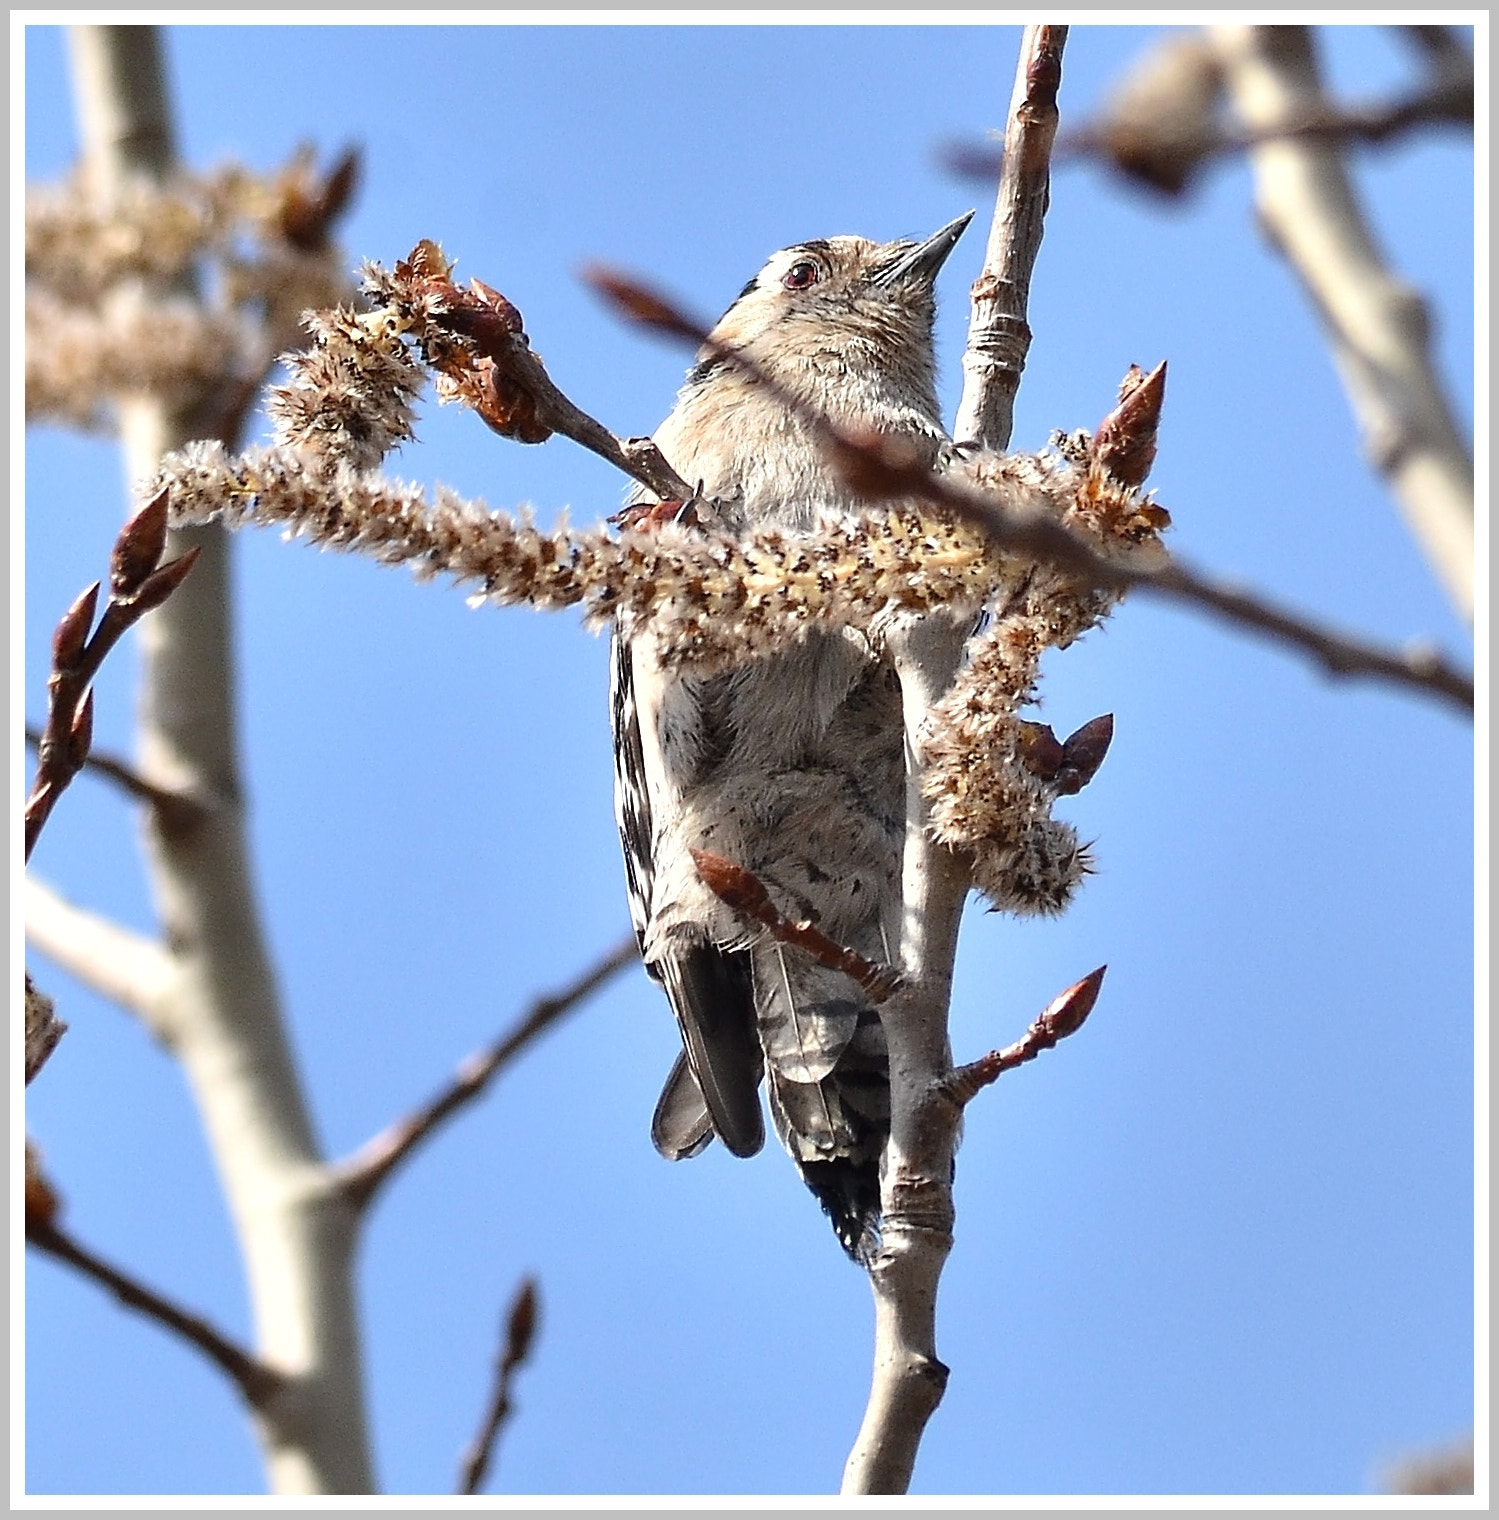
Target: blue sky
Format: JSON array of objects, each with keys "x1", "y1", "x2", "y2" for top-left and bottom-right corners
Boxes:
[{"x1": 21, "y1": 20, "x2": 1477, "y2": 1498}]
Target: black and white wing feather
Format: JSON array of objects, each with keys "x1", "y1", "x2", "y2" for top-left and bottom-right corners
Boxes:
[{"x1": 610, "y1": 630, "x2": 765, "y2": 1161}]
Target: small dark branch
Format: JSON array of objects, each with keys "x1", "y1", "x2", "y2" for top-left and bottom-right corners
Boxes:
[
  {"x1": 457, "y1": 1277, "x2": 540, "y2": 1495},
  {"x1": 949, "y1": 36, "x2": 1474, "y2": 202},
  {"x1": 24, "y1": 723, "x2": 210, "y2": 830},
  {"x1": 587, "y1": 271, "x2": 1472, "y2": 717},
  {"x1": 25, "y1": 489, "x2": 201, "y2": 861},
  {"x1": 25, "y1": 1163, "x2": 284, "y2": 1410},
  {"x1": 691, "y1": 849, "x2": 903, "y2": 1002},
  {"x1": 24, "y1": 973, "x2": 67, "y2": 1084},
  {"x1": 391, "y1": 242, "x2": 695, "y2": 503},
  {"x1": 334, "y1": 935, "x2": 639, "y2": 1211},
  {"x1": 954, "y1": 23, "x2": 1068, "y2": 450},
  {"x1": 945, "y1": 965, "x2": 1105, "y2": 1105}
]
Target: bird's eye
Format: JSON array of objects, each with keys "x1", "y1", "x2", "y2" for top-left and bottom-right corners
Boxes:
[{"x1": 782, "y1": 260, "x2": 820, "y2": 291}]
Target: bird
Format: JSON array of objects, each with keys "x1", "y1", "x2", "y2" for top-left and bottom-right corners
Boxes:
[{"x1": 610, "y1": 212, "x2": 973, "y2": 1261}]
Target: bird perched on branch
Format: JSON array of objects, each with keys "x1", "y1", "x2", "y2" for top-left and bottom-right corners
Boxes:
[{"x1": 611, "y1": 213, "x2": 973, "y2": 1261}]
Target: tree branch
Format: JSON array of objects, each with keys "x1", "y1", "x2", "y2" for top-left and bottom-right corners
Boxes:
[
  {"x1": 67, "y1": 24, "x2": 374, "y2": 1493},
  {"x1": 25, "y1": 873, "x2": 174, "y2": 1029},
  {"x1": 26, "y1": 1205, "x2": 284, "y2": 1411},
  {"x1": 24, "y1": 489, "x2": 200, "y2": 861},
  {"x1": 843, "y1": 29, "x2": 1072, "y2": 1493},
  {"x1": 456, "y1": 1277, "x2": 539, "y2": 1495},
  {"x1": 26, "y1": 721, "x2": 210, "y2": 828},
  {"x1": 333, "y1": 935, "x2": 639, "y2": 1212},
  {"x1": 1211, "y1": 24, "x2": 1474, "y2": 623},
  {"x1": 587, "y1": 272, "x2": 1472, "y2": 717},
  {"x1": 691, "y1": 850, "x2": 902, "y2": 1003},
  {"x1": 945, "y1": 966, "x2": 1105, "y2": 1104},
  {"x1": 954, "y1": 24, "x2": 1068, "y2": 450}
]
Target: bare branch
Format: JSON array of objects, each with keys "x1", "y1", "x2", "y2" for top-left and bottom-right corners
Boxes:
[
  {"x1": 25, "y1": 1147, "x2": 284, "y2": 1410},
  {"x1": 691, "y1": 850, "x2": 903, "y2": 1002},
  {"x1": 25, "y1": 489, "x2": 201, "y2": 861},
  {"x1": 334, "y1": 935, "x2": 639, "y2": 1211},
  {"x1": 65, "y1": 25, "x2": 375, "y2": 1493},
  {"x1": 25, "y1": 874, "x2": 174, "y2": 1028},
  {"x1": 25, "y1": 722, "x2": 211, "y2": 830},
  {"x1": 1211, "y1": 24, "x2": 1474, "y2": 623},
  {"x1": 587, "y1": 271, "x2": 1472, "y2": 716},
  {"x1": 954, "y1": 23, "x2": 1068, "y2": 450},
  {"x1": 457, "y1": 1277, "x2": 540, "y2": 1495},
  {"x1": 945, "y1": 39, "x2": 1473, "y2": 201},
  {"x1": 945, "y1": 966, "x2": 1106, "y2": 1104}
]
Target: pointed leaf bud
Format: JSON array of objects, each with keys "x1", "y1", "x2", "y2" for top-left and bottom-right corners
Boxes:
[
  {"x1": 1054, "y1": 713, "x2": 1114, "y2": 794},
  {"x1": 130, "y1": 546, "x2": 202, "y2": 614},
  {"x1": 111, "y1": 488, "x2": 171, "y2": 598},
  {"x1": 1017, "y1": 720, "x2": 1066, "y2": 781},
  {"x1": 1037, "y1": 964, "x2": 1106, "y2": 1042},
  {"x1": 504, "y1": 1277, "x2": 539, "y2": 1369},
  {"x1": 67, "y1": 689, "x2": 95, "y2": 770},
  {"x1": 1094, "y1": 361, "x2": 1166, "y2": 487},
  {"x1": 51, "y1": 582, "x2": 100, "y2": 672}
]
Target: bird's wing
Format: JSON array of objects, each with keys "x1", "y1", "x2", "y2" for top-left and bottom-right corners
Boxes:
[{"x1": 611, "y1": 630, "x2": 766, "y2": 1159}]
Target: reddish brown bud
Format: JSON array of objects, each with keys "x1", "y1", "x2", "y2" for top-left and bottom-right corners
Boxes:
[
  {"x1": 51, "y1": 582, "x2": 100, "y2": 671},
  {"x1": 1093, "y1": 361, "x2": 1167, "y2": 487},
  {"x1": 1054, "y1": 713, "x2": 1114, "y2": 794},
  {"x1": 1017, "y1": 720, "x2": 1066, "y2": 780},
  {"x1": 504, "y1": 1277, "x2": 539, "y2": 1369},
  {"x1": 318, "y1": 146, "x2": 361, "y2": 228},
  {"x1": 1037, "y1": 965, "x2": 1106, "y2": 1042},
  {"x1": 130, "y1": 546, "x2": 202, "y2": 613},
  {"x1": 25, "y1": 1141, "x2": 62, "y2": 1229},
  {"x1": 111, "y1": 488, "x2": 171, "y2": 598},
  {"x1": 67, "y1": 689, "x2": 95, "y2": 770}
]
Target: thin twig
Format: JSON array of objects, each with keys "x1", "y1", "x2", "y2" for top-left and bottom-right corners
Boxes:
[
  {"x1": 25, "y1": 488, "x2": 200, "y2": 861},
  {"x1": 691, "y1": 849, "x2": 903, "y2": 1002},
  {"x1": 585, "y1": 270, "x2": 1472, "y2": 717},
  {"x1": 954, "y1": 23, "x2": 1068, "y2": 450},
  {"x1": 26, "y1": 1204, "x2": 284, "y2": 1410},
  {"x1": 944, "y1": 966, "x2": 1106, "y2": 1104},
  {"x1": 457, "y1": 1277, "x2": 540, "y2": 1495},
  {"x1": 25, "y1": 722, "x2": 210, "y2": 826},
  {"x1": 334, "y1": 935, "x2": 639, "y2": 1211}
]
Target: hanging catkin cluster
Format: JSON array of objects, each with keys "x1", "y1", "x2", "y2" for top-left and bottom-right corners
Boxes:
[
  {"x1": 921, "y1": 432, "x2": 1170, "y2": 912},
  {"x1": 25, "y1": 150, "x2": 355, "y2": 431}
]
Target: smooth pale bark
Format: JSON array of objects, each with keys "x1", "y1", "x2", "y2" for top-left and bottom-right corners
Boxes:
[
  {"x1": 1212, "y1": 24, "x2": 1474, "y2": 623},
  {"x1": 65, "y1": 25, "x2": 376, "y2": 1493}
]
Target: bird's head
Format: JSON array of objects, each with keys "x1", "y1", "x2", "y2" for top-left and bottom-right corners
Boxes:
[{"x1": 700, "y1": 211, "x2": 975, "y2": 404}]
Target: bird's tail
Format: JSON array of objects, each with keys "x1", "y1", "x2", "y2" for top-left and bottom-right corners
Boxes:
[{"x1": 754, "y1": 943, "x2": 890, "y2": 1263}]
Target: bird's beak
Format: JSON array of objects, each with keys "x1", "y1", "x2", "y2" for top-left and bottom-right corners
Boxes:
[{"x1": 871, "y1": 210, "x2": 975, "y2": 288}]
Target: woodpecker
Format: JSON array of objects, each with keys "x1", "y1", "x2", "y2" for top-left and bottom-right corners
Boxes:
[{"x1": 611, "y1": 213, "x2": 973, "y2": 1260}]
